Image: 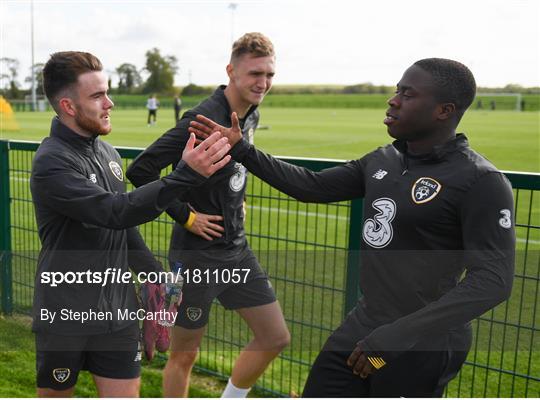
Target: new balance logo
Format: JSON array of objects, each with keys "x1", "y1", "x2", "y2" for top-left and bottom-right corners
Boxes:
[
  {"x1": 372, "y1": 169, "x2": 388, "y2": 180},
  {"x1": 367, "y1": 356, "x2": 386, "y2": 369}
]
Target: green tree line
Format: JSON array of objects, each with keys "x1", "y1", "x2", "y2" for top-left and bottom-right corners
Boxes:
[
  {"x1": 1, "y1": 48, "x2": 179, "y2": 99},
  {"x1": 1, "y1": 52, "x2": 539, "y2": 100}
]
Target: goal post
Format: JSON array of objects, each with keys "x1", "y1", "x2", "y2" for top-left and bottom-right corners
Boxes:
[
  {"x1": 475, "y1": 92, "x2": 522, "y2": 111},
  {"x1": 24, "y1": 94, "x2": 49, "y2": 111}
]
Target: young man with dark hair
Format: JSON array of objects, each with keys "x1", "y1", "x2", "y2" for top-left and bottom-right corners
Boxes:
[
  {"x1": 31, "y1": 51, "x2": 230, "y2": 397},
  {"x1": 127, "y1": 33, "x2": 290, "y2": 398},
  {"x1": 189, "y1": 58, "x2": 516, "y2": 397}
]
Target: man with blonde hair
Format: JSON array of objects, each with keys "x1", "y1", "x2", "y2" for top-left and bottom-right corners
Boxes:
[{"x1": 127, "y1": 33, "x2": 290, "y2": 398}]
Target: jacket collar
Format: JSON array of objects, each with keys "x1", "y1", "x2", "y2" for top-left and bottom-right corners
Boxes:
[
  {"x1": 50, "y1": 117, "x2": 98, "y2": 152},
  {"x1": 392, "y1": 134, "x2": 469, "y2": 161},
  {"x1": 213, "y1": 85, "x2": 259, "y2": 124}
]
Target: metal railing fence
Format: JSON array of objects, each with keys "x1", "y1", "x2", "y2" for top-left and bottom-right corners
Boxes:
[{"x1": 0, "y1": 139, "x2": 538, "y2": 397}]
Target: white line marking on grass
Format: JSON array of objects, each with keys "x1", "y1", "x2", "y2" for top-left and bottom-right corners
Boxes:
[
  {"x1": 248, "y1": 205, "x2": 540, "y2": 244},
  {"x1": 517, "y1": 237, "x2": 540, "y2": 245},
  {"x1": 7, "y1": 178, "x2": 540, "y2": 245},
  {"x1": 248, "y1": 204, "x2": 349, "y2": 221}
]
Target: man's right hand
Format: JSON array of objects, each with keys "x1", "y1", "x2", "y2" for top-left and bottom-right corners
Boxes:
[
  {"x1": 186, "y1": 211, "x2": 225, "y2": 241},
  {"x1": 189, "y1": 112, "x2": 243, "y2": 147},
  {"x1": 181, "y1": 132, "x2": 230, "y2": 177}
]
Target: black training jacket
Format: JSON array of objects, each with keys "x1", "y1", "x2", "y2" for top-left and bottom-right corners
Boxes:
[
  {"x1": 30, "y1": 117, "x2": 206, "y2": 335},
  {"x1": 127, "y1": 86, "x2": 259, "y2": 256},
  {"x1": 230, "y1": 134, "x2": 515, "y2": 361}
]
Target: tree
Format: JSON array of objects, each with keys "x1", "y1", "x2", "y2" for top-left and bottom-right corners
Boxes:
[
  {"x1": 24, "y1": 63, "x2": 45, "y2": 95},
  {"x1": 1, "y1": 57, "x2": 21, "y2": 98},
  {"x1": 181, "y1": 83, "x2": 212, "y2": 96},
  {"x1": 116, "y1": 63, "x2": 142, "y2": 94},
  {"x1": 143, "y1": 48, "x2": 178, "y2": 93},
  {"x1": 502, "y1": 84, "x2": 524, "y2": 93}
]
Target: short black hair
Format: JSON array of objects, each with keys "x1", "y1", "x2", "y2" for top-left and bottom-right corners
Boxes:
[
  {"x1": 414, "y1": 58, "x2": 476, "y2": 116},
  {"x1": 43, "y1": 51, "x2": 102, "y2": 112}
]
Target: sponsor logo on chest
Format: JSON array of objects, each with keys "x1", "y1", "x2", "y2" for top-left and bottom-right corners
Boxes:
[
  {"x1": 372, "y1": 169, "x2": 388, "y2": 180},
  {"x1": 229, "y1": 162, "x2": 247, "y2": 192},
  {"x1": 499, "y1": 209, "x2": 512, "y2": 229},
  {"x1": 411, "y1": 177, "x2": 442, "y2": 204}
]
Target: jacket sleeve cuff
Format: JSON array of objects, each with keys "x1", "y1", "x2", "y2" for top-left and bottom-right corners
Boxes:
[
  {"x1": 158, "y1": 161, "x2": 206, "y2": 209},
  {"x1": 358, "y1": 338, "x2": 400, "y2": 367},
  {"x1": 164, "y1": 201, "x2": 191, "y2": 225},
  {"x1": 169, "y1": 160, "x2": 207, "y2": 183},
  {"x1": 184, "y1": 211, "x2": 196, "y2": 229},
  {"x1": 229, "y1": 138, "x2": 251, "y2": 162}
]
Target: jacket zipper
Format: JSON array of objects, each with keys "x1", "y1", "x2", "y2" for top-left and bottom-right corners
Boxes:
[
  {"x1": 92, "y1": 140, "x2": 111, "y2": 190},
  {"x1": 401, "y1": 153, "x2": 409, "y2": 176},
  {"x1": 92, "y1": 139, "x2": 114, "y2": 332}
]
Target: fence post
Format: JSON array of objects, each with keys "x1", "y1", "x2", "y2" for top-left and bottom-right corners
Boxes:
[
  {"x1": 344, "y1": 198, "x2": 363, "y2": 317},
  {"x1": 0, "y1": 140, "x2": 13, "y2": 315}
]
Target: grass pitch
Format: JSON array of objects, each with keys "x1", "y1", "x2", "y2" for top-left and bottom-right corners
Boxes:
[
  {"x1": 1, "y1": 107, "x2": 539, "y2": 397},
  {"x1": 2, "y1": 107, "x2": 539, "y2": 172}
]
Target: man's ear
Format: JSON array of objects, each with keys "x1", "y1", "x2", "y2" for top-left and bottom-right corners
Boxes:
[
  {"x1": 437, "y1": 103, "x2": 456, "y2": 121},
  {"x1": 58, "y1": 97, "x2": 76, "y2": 117},
  {"x1": 226, "y1": 63, "x2": 234, "y2": 80}
]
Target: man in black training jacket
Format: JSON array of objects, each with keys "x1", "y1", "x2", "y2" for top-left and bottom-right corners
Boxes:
[
  {"x1": 189, "y1": 58, "x2": 516, "y2": 397},
  {"x1": 127, "y1": 33, "x2": 290, "y2": 398},
  {"x1": 30, "y1": 51, "x2": 230, "y2": 398}
]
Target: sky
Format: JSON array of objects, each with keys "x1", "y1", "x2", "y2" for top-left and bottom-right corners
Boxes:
[{"x1": 1, "y1": 0, "x2": 539, "y2": 89}]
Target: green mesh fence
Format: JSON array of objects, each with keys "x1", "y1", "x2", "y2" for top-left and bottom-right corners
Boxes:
[{"x1": 0, "y1": 140, "x2": 538, "y2": 397}]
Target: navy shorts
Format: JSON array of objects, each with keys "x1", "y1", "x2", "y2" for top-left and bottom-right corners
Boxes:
[{"x1": 35, "y1": 323, "x2": 141, "y2": 390}]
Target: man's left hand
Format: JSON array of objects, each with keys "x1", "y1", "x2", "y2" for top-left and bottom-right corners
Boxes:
[
  {"x1": 189, "y1": 112, "x2": 243, "y2": 147},
  {"x1": 347, "y1": 343, "x2": 375, "y2": 378},
  {"x1": 181, "y1": 132, "x2": 230, "y2": 177}
]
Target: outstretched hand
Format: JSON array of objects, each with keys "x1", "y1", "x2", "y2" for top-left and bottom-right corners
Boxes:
[
  {"x1": 189, "y1": 112, "x2": 243, "y2": 147},
  {"x1": 181, "y1": 132, "x2": 230, "y2": 177}
]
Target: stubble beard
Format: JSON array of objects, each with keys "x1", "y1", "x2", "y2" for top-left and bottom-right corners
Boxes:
[{"x1": 75, "y1": 109, "x2": 111, "y2": 136}]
